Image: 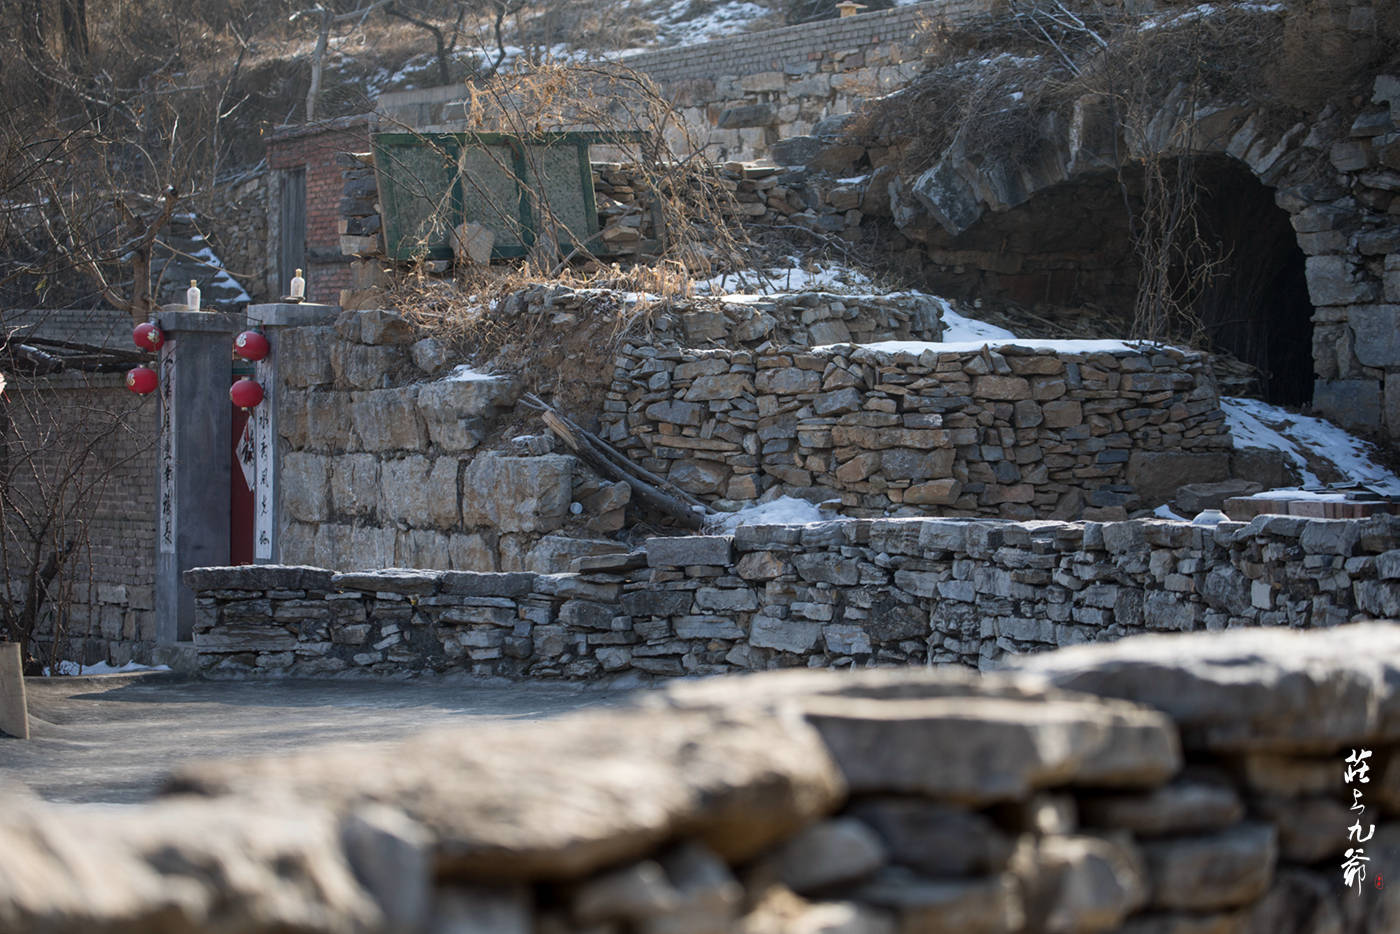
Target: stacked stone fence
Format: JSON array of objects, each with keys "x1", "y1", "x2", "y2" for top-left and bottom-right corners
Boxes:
[
  {"x1": 270, "y1": 296, "x2": 945, "y2": 575},
  {"x1": 7, "y1": 622, "x2": 1398, "y2": 933},
  {"x1": 189, "y1": 513, "x2": 1400, "y2": 679},
  {"x1": 375, "y1": 3, "x2": 980, "y2": 161},
  {"x1": 602, "y1": 340, "x2": 1233, "y2": 520}
]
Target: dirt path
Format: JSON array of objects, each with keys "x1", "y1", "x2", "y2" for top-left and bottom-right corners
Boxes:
[{"x1": 0, "y1": 672, "x2": 636, "y2": 804}]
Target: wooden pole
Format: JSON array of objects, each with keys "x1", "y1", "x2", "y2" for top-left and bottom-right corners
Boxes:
[{"x1": 0, "y1": 642, "x2": 29, "y2": 740}]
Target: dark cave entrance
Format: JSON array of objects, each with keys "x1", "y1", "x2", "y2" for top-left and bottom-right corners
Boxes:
[
  {"x1": 915, "y1": 155, "x2": 1313, "y2": 404},
  {"x1": 1190, "y1": 157, "x2": 1314, "y2": 406}
]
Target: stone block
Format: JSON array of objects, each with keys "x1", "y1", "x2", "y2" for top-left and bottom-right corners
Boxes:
[
  {"x1": 1017, "y1": 834, "x2": 1147, "y2": 933},
  {"x1": 418, "y1": 374, "x2": 520, "y2": 451},
  {"x1": 277, "y1": 326, "x2": 336, "y2": 388},
  {"x1": 1140, "y1": 824, "x2": 1276, "y2": 911},
  {"x1": 395, "y1": 529, "x2": 451, "y2": 570},
  {"x1": 848, "y1": 798, "x2": 1011, "y2": 876},
  {"x1": 331, "y1": 569, "x2": 442, "y2": 593},
  {"x1": 1011, "y1": 622, "x2": 1400, "y2": 753},
  {"x1": 717, "y1": 104, "x2": 776, "y2": 128},
  {"x1": 771, "y1": 136, "x2": 823, "y2": 167},
  {"x1": 1127, "y1": 452, "x2": 1229, "y2": 505},
  {"x1": 305, "y1": 392, "x2": 354, "y2": 451},
  {"x1": 350, "y1": 387, "x2": 426, "y2": 452},
  {"x1": 331, "y1": 342, "x2": 401, "y2": 390},
  {"x1": 770, "y1": 818, "x2": 886, "y2": 894},
  {"x1": 912, "y1": 158, "x2": 984, "y2": 236},
  {"x1": 329, "y1": 453, "x2": 379, "y2": 517},
  {"x1": 1305, "y1": 256, "x2": 1378, "y2": 306},
  {"x1": 749, "y1": 614, "x2": 822, "y2": 653},
  {"x1": 184, "y1": 566, "x2": 333, "y2": 591},
  {"x1": 448, "y1": 533, "x2": 497, "y2": 571},
  {"x1": 855, "y1": 871, "x2": 1024, "y2": 933},
  {"x1": 1313, "y1": 379, "x2": 1382, "y2": 430},
  {"x1": 168, "y1": 707, "x2": 844, "y2": 878},
  {"x1": 380, "y1": 455, "x2": 459, "y2": 530},
  {"x1": 1349, "y1": 305, "x2": 1400, "y2": 367},
  {"x1": 801, "y1": 695, "x2": 1178, "y2": 805},
  {"x1": 646, "y1": 536, "x2": 732, "y2": 568},
  {"x1": 1079, "y1": 781, "x2": 1244, "y2": 836},
  {"x1": 670, "y1": 460, "x2": 729, "y2": 495},
  {"x1": 281, "y1": 452, "x2": 331, "y2": 523},
  {"x1": 460, "y1": 453, "x2": 576, "y2": 534}
]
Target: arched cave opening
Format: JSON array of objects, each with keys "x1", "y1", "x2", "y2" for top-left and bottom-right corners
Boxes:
[{"x1": 914, "y1": 155, "x2": 1313, "y2": 404}]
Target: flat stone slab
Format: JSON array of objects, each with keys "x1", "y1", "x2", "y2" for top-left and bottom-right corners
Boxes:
[
  {"x1": 799, "y1": 694, "x2": 1179, "y2": 805},
  {"x1": 1009, "y1": 622, "x2": 1400, "y2": 753},
  {"x1": 0, "y1": 793, "x2": 381, "y2": 933},
  {"x1": 165, "y1": 706, "x2": 845, "y2": 882},
  {"x1": 185, "y1": 565, "x2": 334, "y2": 592},
  {"x1": 330, "y1": 569, "x2": 444, "y2": 594}
]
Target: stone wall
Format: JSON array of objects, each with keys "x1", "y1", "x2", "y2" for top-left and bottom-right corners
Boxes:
[
  {"x1": 375, "y1": 4, "x2": 976, "y2": 162},
  {"x1": 271, "y1": 307, "x2": 617, "y2": 574},
  {"x1": 6, "y1": 622, "x2": 1397, "y2": 932},
  {"x1": 188, "y1": 513, "x2": 1400, "y2": 679},
  {"x1": 270, "y1": 294, "x2": 946, "y2": 574},
  {"x1": 602, "y1": 341, "x2": 1231, "y2": 519}
]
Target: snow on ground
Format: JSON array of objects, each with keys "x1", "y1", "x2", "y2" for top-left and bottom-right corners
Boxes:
[
  {"x1": 1221, "y1": 397, "x2": 1400, "y2": 494},
  {"x1": 444, "y1": 364, "x2": 500, "y2": 382},
  {"x1": 939, "y1": 306, "x2": 1020, "y2": 342},
  {"x1": 695, "y1": 259, "x2": 878, "y2": 295},
  {"x1": 708, "y1": 495, "x2": 832, "y2": 531},
  {"x1": 42, "y1": 661, "x2": 171, "y2": 676},
  {"x1": 654, "y1": 0, "x2": 770, "y2": 46}
]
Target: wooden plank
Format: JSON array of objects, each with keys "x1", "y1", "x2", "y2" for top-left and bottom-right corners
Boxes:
[{"x1": 0, "y1": 642, "x2": 29, "y2": 740}]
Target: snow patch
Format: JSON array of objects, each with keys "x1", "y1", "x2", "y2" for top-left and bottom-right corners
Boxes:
[
  {"x1": 1221, "y1": 397, "x2": 1400, "y2": 494},
  {"x1": 708, "y1": 496, "x2": 831, "y2": 532},
  {"x1": 939, "y1": 306, "x2": 1021, "y2": 342},
  {"x1": 444, "y1": 365, "x2": 499, "y2": 382},
  {"x1": 695, "y1": 258, "x2": 877, "y2": 296},
  {"x1": 186, "y1": 245, "x2": 252, "y2": 304},
  {"x1": 42, "y1": 660, "x2": 171, "y2": 676}
]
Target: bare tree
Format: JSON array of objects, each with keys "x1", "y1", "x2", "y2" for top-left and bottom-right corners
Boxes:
[{"x1": 0, "y1": 332, "x2": 152, "y2": 674}]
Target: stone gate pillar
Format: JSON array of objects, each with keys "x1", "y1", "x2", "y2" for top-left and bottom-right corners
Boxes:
[
  {"x1": 244, "y1": 303, "x2": 339, "y2": 564},
  {"x1": 153, "y1": 311, "x2": 241, "y2": 644}
]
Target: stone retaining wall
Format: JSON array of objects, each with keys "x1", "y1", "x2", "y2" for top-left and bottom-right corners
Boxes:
[
  {"x1": 375, "y1": 4, "x2": 978, "y2": 162},
  {"x1": 7, "y1": 623, "x2": 1397, "y2": 932},
  {"x1": 189, "y1": 514, "x2": 1400, "y2": 679},
  {"x1": 271, "y1": 297, "x2": 945, "y2": 574},
  {"x1": 602, "y1": 341, "x2": 1231, "y2": 519}
]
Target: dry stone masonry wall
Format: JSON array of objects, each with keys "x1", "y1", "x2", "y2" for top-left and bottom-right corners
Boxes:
[
  {"x1": 273, "y1": 307, "x2": 608, "y2": 574},
  {"x1": 602, "y1": 341, "x2": 1231, "y2": 519},
  {"x1": 4, "y1": 622, "x2": 1397, "y2": 933},
  {"x1": 188, "y1": 513, "x2": 1400, "y2": 679}
]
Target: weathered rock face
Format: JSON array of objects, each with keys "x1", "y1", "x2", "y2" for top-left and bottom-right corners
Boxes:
[
  {"x1": 167, "y1": 706, "x2": 846, "y2": 881},
  {"x1": 5, "y1": 623, "x2": 1398, "y2": 934},
  {"x1": 603, "y1": 341, "x2": 1231, "y2": 520},
  {"x1": 272, "y1": 308, "x2": 612, "y2": 573},
  {"x1": 190, "y1": 514, "x2": 1400, "y2": 678}
]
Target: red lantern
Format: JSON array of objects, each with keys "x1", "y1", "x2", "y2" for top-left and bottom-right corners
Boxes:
[
  {"x1": 234, "y1": 329, "x2": 270, "y2": 361},
  {"x1": 133, "y1": 322, "x2": 164, "y2": 352},
  {"x1": 230, "y1": 377, "x2": 264, "y2": 409},
  {"x1": 126, "y1": 366, "x2": 158, "y2": 395}
]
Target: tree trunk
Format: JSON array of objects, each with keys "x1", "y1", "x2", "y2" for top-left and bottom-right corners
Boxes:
[{"x1": 59, "y1": 0, "x2": 88, "y2": 68}]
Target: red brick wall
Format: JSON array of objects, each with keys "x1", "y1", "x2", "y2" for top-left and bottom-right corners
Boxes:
[{"x1": 268, "y1": 118, "x2": 374, "y2": 303}]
